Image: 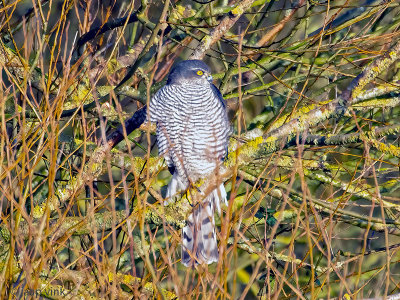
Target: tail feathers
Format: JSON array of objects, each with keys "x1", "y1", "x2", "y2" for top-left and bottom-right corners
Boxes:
[
  {"x1": 182, "y1": 199, "x2": 218, "y2": 267},
  {"x1": 181, "y1": 184, "x2": 226, "y2": 267}
]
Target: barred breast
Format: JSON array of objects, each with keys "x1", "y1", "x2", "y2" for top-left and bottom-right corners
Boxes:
[{"x1": 149, "y1": 83, "x2": 230, "y2": 184}]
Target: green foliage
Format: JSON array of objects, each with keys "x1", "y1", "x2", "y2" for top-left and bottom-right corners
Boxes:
[{"x1": 0, "y1": 0, "x2": 400, "y2": 299}]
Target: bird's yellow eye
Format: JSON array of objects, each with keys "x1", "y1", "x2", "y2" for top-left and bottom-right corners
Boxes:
[{"x1": 196, "y1": 70, "x2": 204, "y2": 76}]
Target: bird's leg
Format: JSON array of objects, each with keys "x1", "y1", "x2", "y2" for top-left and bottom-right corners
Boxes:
[
  {"x1": 165, "y1": 174, "x2": 178, "y2": 205},
  {"x1": 213, "y1": 183, "x2": 227, "y2": 215},
  {"x1": 219, "y1": 183, "x2": 227, "y2": 206},
  {"x1": 165, "y1": 172, "x2": 186, "y2": 206}
]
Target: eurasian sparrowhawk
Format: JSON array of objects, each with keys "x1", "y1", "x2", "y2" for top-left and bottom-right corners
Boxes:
[{"x1": 148, "y1": 60, "x2": 230, "y2": 266}]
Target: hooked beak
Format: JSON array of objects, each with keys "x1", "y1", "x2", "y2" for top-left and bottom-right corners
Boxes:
[{"x1": 207, "y1": 74, "x2": 213, "y2": 83}]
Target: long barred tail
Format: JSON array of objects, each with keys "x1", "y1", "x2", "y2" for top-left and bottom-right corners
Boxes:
[{"x1": 181, "y1": 184, "x2": 227, "y2": 267}]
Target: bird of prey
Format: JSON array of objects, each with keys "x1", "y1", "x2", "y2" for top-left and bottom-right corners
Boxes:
[{"x1": 148, "y1": 60, "x2": 231, "y2": 266}]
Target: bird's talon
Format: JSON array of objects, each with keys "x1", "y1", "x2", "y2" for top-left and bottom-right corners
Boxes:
[{"x1": 164, "y1": 195, "x2": 176, "y2": 206}]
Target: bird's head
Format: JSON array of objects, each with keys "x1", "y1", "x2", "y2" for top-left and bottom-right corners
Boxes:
[{"x1": 166, "y1": 60, "x2": 213, "y2": 86}]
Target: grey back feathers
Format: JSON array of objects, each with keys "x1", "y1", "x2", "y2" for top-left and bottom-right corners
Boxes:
[{"x1": 148, "y1": 59, "x2": 230, "y2": 267}]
